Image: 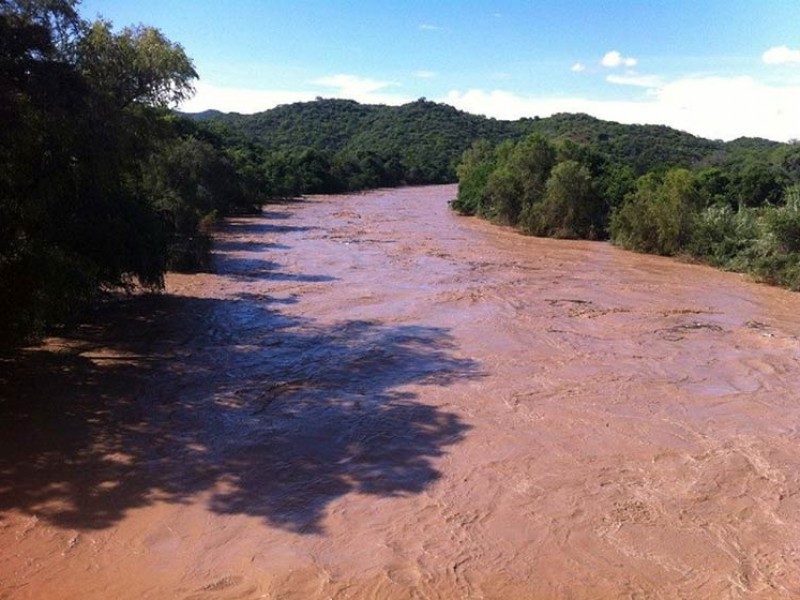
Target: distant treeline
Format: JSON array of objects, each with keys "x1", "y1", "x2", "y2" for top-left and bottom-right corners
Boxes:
[
  {"x1": 192, "y1": 98, "x2": 509, "y2": 194},
  {"x1": 452, "y1": 132, "x2": 800, "y2": 288},
  {"x1": 190, "y1": 100, "x2": 745, "y2": 197}
]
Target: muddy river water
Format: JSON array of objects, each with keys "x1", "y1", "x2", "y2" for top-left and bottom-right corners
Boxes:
[{"x1": 3, "y1": 184, "x2": 800, "y2": 598}]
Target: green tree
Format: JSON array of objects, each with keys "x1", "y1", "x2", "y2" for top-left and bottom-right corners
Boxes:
[
  {"x1": 0, "y1": 0, "x2": 200, "y2": 343},
  {"x1": 528, "y1": 160, "x2": 597, "y2": 238},
  {"x1": 731, "y1": 161, "x2": 790, "y2": 207},
  {"x1": 78, "y1": 20, "x2": 196, "y2": 109},
  {"x1": 513, "y1": 134, "x2": 557, "y2": 230},
  {"x1": 453, "y1": 139, "x2": 495, "y2": 216},
  {"x1": 483, "y1": 135, "x2": 555, "y2": 227},
  {"x1": 695, "y1": 167, "x2": 732, "y2": 207},
  {"x1": 610, "y1": 169, "x2": 701, "y2": 255}
]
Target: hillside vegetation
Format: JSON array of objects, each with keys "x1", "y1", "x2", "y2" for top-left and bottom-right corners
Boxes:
[{"x1": 187, "y1": 99, "x2": 745, "y2": 196}]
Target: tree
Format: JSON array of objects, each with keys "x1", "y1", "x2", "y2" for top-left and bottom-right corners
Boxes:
[
  {"x1": 453, "y1": 139, "x2": 495, "y2": 216},
  {"x1": 731, "y1": 161, "x2": 789, "y2": 207},
  {"x1": 78, "y1": 20, "x2": 196, "y2": 109},
  {"x1": 528, "y1": 160, "x2": 597, "y2": 239},
  {"x1": 610, "y1": 168, "x2": 701, "y2": 255},
  {"x1": 0, "y1": 0, "x2": 201, "y2": 343},
  {"x1": 483, "y1": 135, "x2": 555, "y2": 227}
]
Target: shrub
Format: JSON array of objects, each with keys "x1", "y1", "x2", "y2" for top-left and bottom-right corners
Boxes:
[{"x1": 610, "y1": 169, "x2": 700, "y2": 255}]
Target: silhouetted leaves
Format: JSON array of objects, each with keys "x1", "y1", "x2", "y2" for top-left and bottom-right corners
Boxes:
[{"x1": 0, "y1": 2, "x2": 260, "y2": 343}]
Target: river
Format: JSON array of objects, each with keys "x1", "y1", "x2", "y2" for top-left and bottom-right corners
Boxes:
[{"x1": 2, "y1": 184, "x2": 800, "y2": 598}]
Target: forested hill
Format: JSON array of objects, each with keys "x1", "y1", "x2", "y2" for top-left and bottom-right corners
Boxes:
[
  {"x1": 187, "y1": 99, "x2": 515, "y2": 185},
  {"x1": 519, "y1": 112, "x2": 723, "y2": 174},
  {"x1": 188, "y1": 99, "x2": 511, "y2": 153},
  {"x1": 185, "y1": 98, "x2": 746, "y2": 189}
]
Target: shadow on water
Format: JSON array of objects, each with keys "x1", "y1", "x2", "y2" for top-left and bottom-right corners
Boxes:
[
  {"x1": 0, "y1": 279, "x2": 479, "y2": 534},
  {"x1": 220, "y1": 220, "x2": 317, "y2": 236},
  {"x1": 210, "y1": 255, "x2": 337, "y2": 283},
  {"x1": 213, "y1": 240, "x2": 291, "y2": 253}
]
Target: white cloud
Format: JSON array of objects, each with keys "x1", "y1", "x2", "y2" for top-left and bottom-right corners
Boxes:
[
  {"x1": 601, "y1": 50, "x2": 637, "y2": 68},
  {"x1": 762, "y1": 45, "x2": 800, "y2": 65},
  {"x1": 419, "y1": 23, "x2": 441, "y2": 31},
  {"x1": 571, "y1": 62, "x2": 586, "y2": 73},
  {"x1": 606, "y1": 74, "x2": 663, "y2": 88},
  {"x1": 311, "y1": 74, "x2": 410, "y2": 104},
  {"x1": 443, "y1": 88, "x2": 626, "y2": 122},
  {"x1": 313, "y1": 74, "x2": 394, "y2": 95},
  {"x1": 413, "y1": 70, "x2": 437, "y2": 79},
  {"x1": 443, "y1": 75, "x2": 800, "y2": 141},
  {"x1": 651, "y1": 76, "x2": 800, "y2": 140},
  {"x1": 180, "y1": 81, "x2": 316, "y2": 113},
  {"x1": 180, "y1": 75, "x2": 411, "y2": 114}
]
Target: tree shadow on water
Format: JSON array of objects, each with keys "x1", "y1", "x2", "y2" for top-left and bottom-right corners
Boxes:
[
  {"x1": 210, "y1": 254, "x2": 337, "y2": 283},
  {"x1": 0, "y1": 291, "x2": 479, "y2": 535}
]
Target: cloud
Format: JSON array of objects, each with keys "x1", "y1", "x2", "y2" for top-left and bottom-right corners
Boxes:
[
  {"x1": 180, "y1": 81, "x2": 316, "y2": 113},
  {"x1": 762, "y1": 45, "x2": 800, "y2": 65},
  {"x1": 413, "y1": 70, "x2": 437, "y2": 79},
  {"x1": 419, "y1": 23, "x2": 441, "y2": 31},
  {"x1": 606, "y1": 74, "x2": 663, "y2": 88},
  {"x1": 311, "y1": 74, "x2": 410, "y2": 105},
  {"x1": 313, "y1": 74, "x2": 396, "y2": 95},
  {"x1": 443, "y1": 88, "x2": 629, "y2": 122},
  {"x1": 651, "y1": 76, "x2": 800, "y2": 140},
  {"x1": 571, "y1": 62, "x2": 586, "y2": 73},
  {"x1": 181, "y1": 75, "x2": 411, "y2": 114},
  {"x1": 601, "y1": 50, "x2": 637, "y2": 68},
  {"x1": 443, "y1": 75, "x2": 800, "y2": 141}
]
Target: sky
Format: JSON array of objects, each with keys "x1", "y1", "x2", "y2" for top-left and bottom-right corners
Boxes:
[{"x1": 79, "y1": 1, "x2": 800, "y2": 142}]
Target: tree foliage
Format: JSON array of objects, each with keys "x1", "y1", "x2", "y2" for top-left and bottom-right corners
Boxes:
[
  {"x1": 451, "y1": 113, "x2": 800, "y2": 289},
  {"x1": 610, "y1": 169, "x2": 701, "y2": 255},
  {"x1": 0, "y1": 0, "x2": 258, "y2": 344},
  {"x1": 78, "y1": 20, "x2": 196, "y2": 109},
  {"x1": 531, "y1": 160, "x2": 598, "y2": 239}
]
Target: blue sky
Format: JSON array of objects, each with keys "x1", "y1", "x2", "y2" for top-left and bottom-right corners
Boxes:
[{"x1": 80, "y1": 1, "x2": 800, "y2": 141}]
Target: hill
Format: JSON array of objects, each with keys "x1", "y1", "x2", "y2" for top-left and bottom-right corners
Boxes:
[
  {"x1": 183, "y1": 98, "x2": 796, "y2": 201},
  {"x1": 184, "y1": 98, "x2": 738, "y2": 182}
]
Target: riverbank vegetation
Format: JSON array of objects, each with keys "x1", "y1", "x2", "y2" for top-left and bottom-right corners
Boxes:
[
  {"x1": 0, "y1": 0, "x2": 264, "y2": 344},
  {"x1": 452, "y1": 130, "x2": 800, "y2": 290}
]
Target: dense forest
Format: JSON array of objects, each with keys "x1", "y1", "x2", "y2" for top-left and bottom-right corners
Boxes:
[{"x1": 5, "y1": 0, "x2": 800, "y2": 346}]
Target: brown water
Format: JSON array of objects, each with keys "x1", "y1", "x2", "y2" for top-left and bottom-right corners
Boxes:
[{"x1": 3, "y1": 184, "x2": 800, "y2": 599}]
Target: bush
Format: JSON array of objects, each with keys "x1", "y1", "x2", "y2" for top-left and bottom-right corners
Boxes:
[
  {"x1": 610, "y1": 169, "x2": 700, "y2": 255},
  {"x1": 746, "y1": 196, "x2": 800, "y2": 288},
  {"x1": 523, "y1": 160, "x2": 599, "y2": 239},
  {"x1": 688, "y1": 205, "x2": 759, "y2": 267},
  {"x1": 453, "y1": 140, "x2": 495, "y2": 216}
]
